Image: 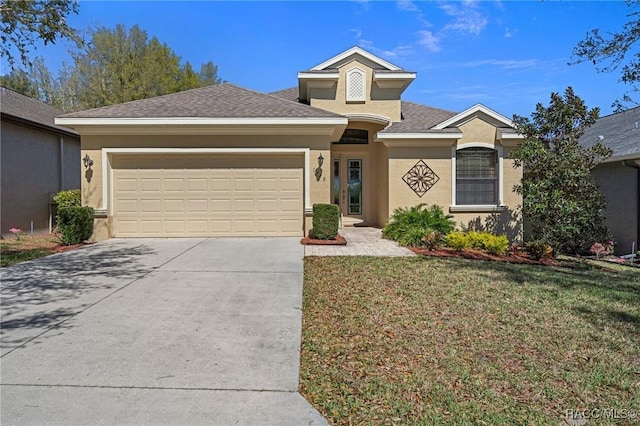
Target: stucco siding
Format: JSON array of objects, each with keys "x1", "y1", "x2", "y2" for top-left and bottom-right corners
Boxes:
[
  {"x1": 593, "y1": 162, "x2": 639, "y2": 255},
  {"x1": 309, "y1": 61, "x2": 402, "y2": 122},
  {"x1": 1, "y1": 120, "x2": 80, "y2": 237}
]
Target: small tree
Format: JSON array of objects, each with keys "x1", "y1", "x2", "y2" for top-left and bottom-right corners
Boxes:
[{"x1": 511, "y1": 87, "x2": 612, "y2": 254}]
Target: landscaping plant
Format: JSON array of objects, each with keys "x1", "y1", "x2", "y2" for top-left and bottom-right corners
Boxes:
[
  {"x1": 54, "y1": 189, "x2": 93, "y2": 245},
  {"x1": 445, "y1": 231, "x2": 510, "y2": 256},
  {"x1": 511, "y1": 87, "x2": 611, "y2": 254},
  {"x1": 383, "y1": 204, "x2": 455, "y2": 247},
  {"x1": 312, "y1": 204, "x2": 339, "y2": 240}
]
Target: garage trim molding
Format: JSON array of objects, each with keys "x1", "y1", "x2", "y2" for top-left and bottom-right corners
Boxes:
[{"x1": 101, "y1": 148, "x2": 311, "y2": 214}]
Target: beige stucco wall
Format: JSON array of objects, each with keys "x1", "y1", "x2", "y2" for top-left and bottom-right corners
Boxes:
[
  {"x1": 309, "y1": 60, "x2": 402, "y2": 123},
  {"x1": 1, "y1": 119, "x2": 80, "y2": 237},
  {"x1": 80, "y1": 133, "x2": 332, "y2": 241},
  {"x1": 593, "y1": 161, "x2": 639, "y2": 255},
  {"x1": 384, "y1": 117, "x2": 523, "y2": 241}
]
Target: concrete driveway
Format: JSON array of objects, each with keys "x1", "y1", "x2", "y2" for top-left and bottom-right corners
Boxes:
[{"x1": 1, "y1": 238, "x2": 326, "y2": 425}]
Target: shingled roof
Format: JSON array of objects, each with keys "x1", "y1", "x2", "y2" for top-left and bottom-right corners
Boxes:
[
  {"x1": 60, "y1": 83, "x2": 343, "y2": 119},
  {"x1": 0, "y1": 87, "x2": 78, "y2": 136},
  {"x1": 270, "y1": 87, "x2": 458, "y2": 133},
  {"x1": 579, "y1": 106, "x2": 640, "y2": 160},
  {"x1": 380, "y1": 101, "x2": 458, "y2": 133}
]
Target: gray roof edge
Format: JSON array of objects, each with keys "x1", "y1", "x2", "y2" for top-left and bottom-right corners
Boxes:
[{"x1": 2, "y1": 111, "x2": 79, "y2": 137}]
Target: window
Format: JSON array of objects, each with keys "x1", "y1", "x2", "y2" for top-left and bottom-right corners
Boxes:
[
  {"x1": 336, "y1": 129, "x2": 368, "y2": 144},
  {"x1": 456, "y1": 148, "x2": 498, "y2": 205},
  {"x1": 346, "y1": 67, "x2": 366, "y2": 102}
]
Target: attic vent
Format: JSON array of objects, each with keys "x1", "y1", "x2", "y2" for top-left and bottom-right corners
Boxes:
[{"x1": 346, "y1": 67, "x2": 366, "y2": 102}]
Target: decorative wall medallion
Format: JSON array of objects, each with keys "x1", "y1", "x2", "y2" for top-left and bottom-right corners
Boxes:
[{"x1": 402, "y1": 160, "x2": 439, "y2": 197}]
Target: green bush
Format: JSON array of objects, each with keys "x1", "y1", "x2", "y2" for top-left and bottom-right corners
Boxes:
[
  {"x1": 445, "y1": 231, "x2": 509, "y2": 255},
  {"x1": 54, "y1": 189, "x2": 81, "y2": 208},
  {"x1": 446, "y1": 231, "x2": 470, "y2": 251},
  {"x1": 382, "y1": 204, "x2": 455, "y2": 247},
  {"x1": 57, "y1": 207, "x2": 94, "y2": 245},
  {"x1": 525, "y1": 240, "x2": 553, "y2": 260},
  {"x1": 312, "y1": 204, "x2": 339, "y2": 240}
]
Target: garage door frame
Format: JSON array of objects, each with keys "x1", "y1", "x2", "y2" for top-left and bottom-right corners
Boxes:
[{"x1": 100, "y1": 148, "x2": 311, "y2": 225}]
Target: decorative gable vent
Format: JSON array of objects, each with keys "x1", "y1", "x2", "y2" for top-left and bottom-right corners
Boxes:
[{"x1": 346, "y1": 67, "x2": 366, "y2": 102}]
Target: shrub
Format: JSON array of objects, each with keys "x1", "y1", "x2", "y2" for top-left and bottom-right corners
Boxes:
[
  {"x1": 446, "y1": 231, "x2": 469, "y2": 251},
  {"x1": 57, "y1": 207, "x2": 94, "y2": 245},
  {"x1": 54, "y1": 189, "x2": 81, "y2": 208},
  {"x1": 525, "y1": 240, "x2": 553, "y2": 260},
  {"x1": 312, "y1": 204, "x2": 339, "y2": 240},
  {"x1": 445, "y1": 231, "x2": 509, "y2": 255},
  {"x1": 383, "y1": 204, "x2": 455, "y2": 247},
  {"x1": 421, "y1": 231, "x2": 444, "y2": 251},
  {"x1": 482, "y1": 234, "x2": 509, "y2": 256}
]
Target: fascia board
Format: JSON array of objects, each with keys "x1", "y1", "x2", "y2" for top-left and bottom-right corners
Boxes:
[
  {"x1": 433, "y1": 104, "x2": 514, "y2": 130},
  {"x1": 309, "y1": 46, "x2": 401, "y2": 71}
]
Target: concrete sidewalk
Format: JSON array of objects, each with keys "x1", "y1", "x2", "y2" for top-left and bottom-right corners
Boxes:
[
  {"x1": 1, "y1": 238, "x2": 326, "y2": 425},
  {"x1": 304, "y1": 227, "x2": 416, "y2": 257}
]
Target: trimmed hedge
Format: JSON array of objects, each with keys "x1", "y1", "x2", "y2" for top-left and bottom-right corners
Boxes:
[
  {"x1": 57, "y1": 206, "x2": 94, "y2": 245},
  {"x1": 53, "y1": 189, "x2": 81, "y2": 208},
  {"x1": 312, "y1": 204, "x2": 340, "y2": 240}
]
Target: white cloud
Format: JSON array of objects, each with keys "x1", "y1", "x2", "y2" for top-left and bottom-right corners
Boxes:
[
  {"x1": 461, "y1": 59, "x2": 539, "y2": 70},
  {"x1": 397, "y1": 0, "x2": 420, "y2": 13},
  {"x1": 504, "y1": 27, "x2": 512, "y2": 38},
  {"x1": 350, "y1": 28, "x2": 362, "y2": 39},
  {"x1": 440, "y1": 3, "x2": 488, "y2": 36},
  {"x1": 417, "y1": 30, "x2": 440, "y2": 52}
]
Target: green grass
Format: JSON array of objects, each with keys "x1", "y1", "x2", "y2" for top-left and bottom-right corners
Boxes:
[
  {"x1": 301, "y1": 256, "x2": 640, "y2": 425},
  {"x1": 0, "y1": 234, "x2": 64, "y2": 267}
]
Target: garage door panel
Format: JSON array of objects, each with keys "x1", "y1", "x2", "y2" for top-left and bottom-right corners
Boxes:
[
  {"x1": 164, "y1": 199, "x2": 185, "y2": 213},
  {"x1": 210, "y1": 199, "x2": 231, "y2": 212},
  {"x1": 164, "y1": 179, "x2": 184, "y2": 192},
  {"x1": 187, "y1": 178, "x2": 208, "y2": 192},
  {"x1": 112, "y1": 155, "x2": 303, "y2": 237},
  {"x1": 140, "y1": 199, "x2": 161, "y2": 213}
]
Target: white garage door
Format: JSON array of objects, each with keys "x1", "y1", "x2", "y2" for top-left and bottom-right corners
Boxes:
[{"x1": 111, "y1": 155, "x2": 303, "y2": 237}]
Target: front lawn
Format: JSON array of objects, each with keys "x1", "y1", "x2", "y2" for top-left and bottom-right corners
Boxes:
[
  {"x1": 301, "y1": 256, "x2": 640, "y2": 425},
  {"x1": 0, "y1": 234, "x2": 72, "y2": 267}
]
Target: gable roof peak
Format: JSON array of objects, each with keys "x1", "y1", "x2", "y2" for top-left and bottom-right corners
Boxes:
[{"x1": 309, "y1": 46, "x2": 403, "y2": 71}]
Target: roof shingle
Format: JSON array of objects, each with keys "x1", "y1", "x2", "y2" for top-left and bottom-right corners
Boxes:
[
  {"x1": 0, "y1": 87, "x2": 78, "y2": 135},
  {"x1": 579, "y1": 107, "x2": 640, "y2": 160},
  {"x1": 60, "y1": 83, "x2": 343, "y2": 119}
]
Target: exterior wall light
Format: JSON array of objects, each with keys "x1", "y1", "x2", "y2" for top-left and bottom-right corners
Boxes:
[
  {"x1": 315, "y1": 154, "x2": 324, "y2": 181},
  {"x1": 83, "y1": 154, "x2": 94, "y2": 169}
]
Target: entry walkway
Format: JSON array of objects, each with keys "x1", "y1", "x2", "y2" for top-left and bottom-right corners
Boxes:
[{"x1": 304, "y1": 227, "x2": 416, "y2": 257}]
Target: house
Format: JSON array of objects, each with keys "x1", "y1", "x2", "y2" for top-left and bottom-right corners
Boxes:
[
  {"x1": 55, "y1": 46, "x2": 523, "y2": 241},
  {"x1": 1, "y1": 87, "x2": 81, "y2": 238},
  {"x1": 579, "y1": 107, "x2": 640, "y2": 255}
]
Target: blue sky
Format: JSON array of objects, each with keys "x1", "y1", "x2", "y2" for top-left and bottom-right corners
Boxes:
[{"x1": 17, "y1": 1, "x2": 633, "y2": 117}]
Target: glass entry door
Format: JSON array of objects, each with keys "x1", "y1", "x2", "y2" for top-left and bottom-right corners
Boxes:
[
  {"x1": 347, "y1": 159, "x2": 362, "y2": 215},
  {"x1": 332, "y1": 158, "x2": 363, "y2": 216}
]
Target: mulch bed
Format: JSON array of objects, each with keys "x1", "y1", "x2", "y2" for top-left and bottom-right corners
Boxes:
[
  {"x1": 410, "y1": 247, "x2": 558, "y2": 266},
  {"x1": 301, "y1": 235, "x2": 348, "y2": 246}
]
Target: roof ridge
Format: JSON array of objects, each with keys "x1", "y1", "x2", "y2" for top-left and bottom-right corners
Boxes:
[{"x1": 595, "y1": 105, "x2": 640, "y2": 120}]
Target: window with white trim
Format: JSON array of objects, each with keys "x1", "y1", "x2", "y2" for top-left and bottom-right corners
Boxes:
[
  {"x1": 456, "y1": 147, "x2": 498, "y2": 205},
  {"x1": 346, "y1": 67, "x2": 366, "y2": 102}
]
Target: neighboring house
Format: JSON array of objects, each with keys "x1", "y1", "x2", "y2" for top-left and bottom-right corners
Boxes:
[
  {"x1": 1, "y1": 87, "x2": 80, "y2": 238},
  {"x1": 579, "y1": 107, "x2": 640, "y2": 255},
  {"x1": 55, "y1": 46, "x2": 523, "y2": 241}
]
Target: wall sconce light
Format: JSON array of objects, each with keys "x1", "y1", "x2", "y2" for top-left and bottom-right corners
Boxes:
[
  {"x1": 315, "y1": 154, "x2": 324, "y2": 181},
  {"x1": 83, "y1": 154, "x2": 94, "y2": 169}
]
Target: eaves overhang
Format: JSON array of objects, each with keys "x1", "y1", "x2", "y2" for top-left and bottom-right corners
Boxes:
[
  {"x1": 375, "y1": 131, "x2": 462, "y2": 147},
  {"x1": 55, "y1": 116, "x2": 349, "y2": 140}
]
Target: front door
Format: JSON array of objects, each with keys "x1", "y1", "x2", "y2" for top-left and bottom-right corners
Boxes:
[{"x1": 332, "y1": 158, "x2": 363, "y2": 217}]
